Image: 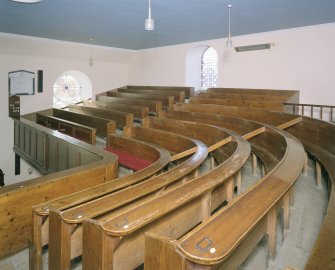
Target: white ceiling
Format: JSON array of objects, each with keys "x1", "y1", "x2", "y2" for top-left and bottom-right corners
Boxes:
[{"x1": 0, "y1": 0, "x2": 334, "y2": 50}]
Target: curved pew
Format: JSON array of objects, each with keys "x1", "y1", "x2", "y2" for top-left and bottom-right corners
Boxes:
[
  {"x1": 196, "y1": 92, "x2": 291, "y2": 103},
  {"x1": 145, "y1": 128, "x2": 306, "y2": 270},
  {"x1": 175, "y1": 103, "x2": 335, "y2": 269},
  {"x1": 83, "y1": 128, "x2": 250, "y2": 269},
  {"x1": 96, "y1": 95, "x2": 162, "y2": 115},
  {"x1": 123, "y1": 85, "x2": 195, "y2": 98},
  {"x1": 107, "y1": 91, "x2": 175, "y2": 109},
  {"x1": 285, "y1": 118, "x2": 335, "y2": 270},
  {"x1": 80, "y1": 128, "x2": 250, "y2": 270},
  {"x1": 118, "y1": 88, "x2": 185, "y2": 102},
  {"x1": 82, "y1": 100, "x2": 149, "y2": 120},
  {"x1": 46, "y1": 127, "x2": 208, "y2": 270},
  {"x1": 189, "y1": 97, "x2": 284, "y2": 111},
  {"x1": 67, "y1": 104, "x2": 134, "y2": 130},
  {"x1": 29, "y1": 135, "x2": 170, "y2": 270},
  {"x1": 0, "y1": 118, "x2": 118, "y2": 259},
  {"x1": 207, "y1": 87, "x2": 299, "y2": 102}
]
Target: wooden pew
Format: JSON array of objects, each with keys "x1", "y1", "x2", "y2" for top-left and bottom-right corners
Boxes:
[
  {"x1": 82, "y1": 100, "x2": 149, "y2": 120},
  {"x1": 173, "y1": 103, "x2": 300, "y2": 128},
  {"x1": 0, "y1": 118, "x2": 118, "y2": 259},
  {"x1": 66, "y1": 104, "x2": 134, "y2": 130},
  {"x1": 145, "y1": 129, "x2": 305, "y2": 270},
  {"x1": 189, "y1": 97, "x2": 284, "y2": 111},
  {"x1": 52, "y1": 108, "x2": 116, "y2": 137},
  {"x1": 123, "y1": 85, "x2": 195, "y2": 98},
  {"x1": 207, "y1": 87, "x2": 299, "y2": 103},
  {"x1": 80, "y1": 129, "x2": 250, "y2": 270},
  {"x1": 174, "y1": 104, "x2": 335, "y2": 269},
  {"x1": 285, "y1": 117, "x2": 335, "y2": 270},
  {"x1": 96, "y1": 95, "x2": 162, "y2": 115},
  {"x1": 107, "y1": 91, "x2": 175, "y2": 109},
  {"x1": 46, "y1": 126, "x2": 209, "y2": 270},
  {"x1": 196, "y1": 91, "x2": 291, "y2": 103},
  {"x1": 36, "y1": 113, "x2": 96, "y2": 145},
  {"x1": 118, "y1": 88, "x2": 185, "y2": 102},
  {"x1": 30, "y1": 135, "x2": 170, "y2": 270}
]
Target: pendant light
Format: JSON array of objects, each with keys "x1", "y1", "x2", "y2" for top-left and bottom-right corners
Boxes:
[
  {"x1": 226, "y1": 4, "x2": 233, "y2": 48},
  {"x1": 145, "y1": 0, "x2": 154, "y2": 31}
]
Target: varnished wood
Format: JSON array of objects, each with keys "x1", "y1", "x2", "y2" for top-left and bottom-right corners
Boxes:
[
  {"x1": 67, "y1": 104, "x2": 134, "y2": 129},
  {"x1": 30, "y1": 135, "x2": 170, "y2": 270},
  {"x1": 82, "y1": 100, "x2": 149, "y2": 119},
  {"x1": 36, "y1": 113, "x2": 96, "y2": 145},
  {"x1": 118, "y1": 88, "x2": 185, "y2": 102},
  {"x1": 53, "y1": 108, "x2": 116, "y2": 136},
  {"x1": 124, "y1": 85, "x2": 194, "y2": 98},
  {"x1": 107, "y1": 91, "x2": 175, "y2": 109},
  {"x1": 96, "y1": 95, "x2": 162, "y2": 114}
]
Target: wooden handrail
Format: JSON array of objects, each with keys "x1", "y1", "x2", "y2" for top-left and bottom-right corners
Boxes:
[{"x1": 284, "y1": 102, "x2": 335, "y2": 122}]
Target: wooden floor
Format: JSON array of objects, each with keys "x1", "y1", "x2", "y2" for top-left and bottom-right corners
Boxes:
[{"x1": 0, "y1": 158, "x2": 327, "y2": 270}]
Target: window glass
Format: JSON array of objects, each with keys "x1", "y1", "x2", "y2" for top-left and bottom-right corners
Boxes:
[{"x1": 201, "y1": 47, "x2": 218, "y2": 89}]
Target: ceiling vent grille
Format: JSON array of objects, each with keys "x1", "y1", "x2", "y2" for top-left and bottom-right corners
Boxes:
[{"x1": 235, "y1": 43, "x2": 271, "y2": 52}]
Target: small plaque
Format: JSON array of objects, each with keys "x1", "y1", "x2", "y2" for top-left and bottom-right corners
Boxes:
[{"x1": 9, "y1": 95, "x2": 20, "y2": 119}]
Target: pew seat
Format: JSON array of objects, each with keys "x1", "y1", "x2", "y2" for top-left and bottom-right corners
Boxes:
[{"x1": 104, "y1": 147, "x2": 152, "y2": 171}]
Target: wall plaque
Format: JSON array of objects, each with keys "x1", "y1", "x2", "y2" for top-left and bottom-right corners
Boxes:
[
  {"x1": 9, "y1": 70, "x2": 35, "y2": 96},
  {"x1": 9, "y1": 95, "x2": 20, "y2": 119}
]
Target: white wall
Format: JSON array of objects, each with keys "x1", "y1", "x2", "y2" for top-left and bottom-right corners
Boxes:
[
  {"x1": 0, "y1": 34, "x2": 131, "y2": 185},
  {"x1": 129, "y1": 23, "x2": 335, "y2": 104}
]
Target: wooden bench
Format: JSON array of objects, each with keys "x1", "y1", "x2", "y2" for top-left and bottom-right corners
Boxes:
[
  {"x1": 118, "y1": 88, "x2": 185, "y2": 102},
  {"x1": 123, "y1": 85, "x2": 195, "y2": 98},
  {"x1": 82, "y1": 100, "x2": 149, "y2": 120},
  {"x1": 173, "y1": 103, "x2": 301, "y2": 128},
  {"x1": 207, "y1": 87, "x2": 299, "y2": 103},
  {"x1": 46, "y1": 126, "x2": 208, "y2": 270},
  {"x1": 78, "y1": 127, "x2": 250, "y2": 270},
  {"x1": 104, "y1": 148, "x2": 152, "y2": 171},
  {"x1": 0, "y1": 118, "x2": 118, "y2": 259},
  {"x1": 96, "y1": 95, "x2": 162, "y2": 114},
  {"x1": 197, "y1": 92, "x2": 291, "y2": 103},
  {"x1": 284, "y1": 117, "x2": 335, "y2": 270},
  {"x1": 36, "y1": 113, "x2": 96, "y2": 145},
  {"x1": 67, "y1": 104, "x2": 134, "y2": 130},
  {"x1": 52, "y1": 108, "x2": 116, "y2": 136},
  {"x1": 30, "y1": 135, "x2": 171, "y2": 270},
  {"x1": 107, "y1": 91, "x2": 175, "y2": 109},
  {"x1": 144, "y1": 128, "x2": 306, "y2": 270},
  {"x1": 189, "y1": 97, "x2": 284, "y2": 111},
  {"x1": 175, "y1": 104, "x2": 335, "y2": 269}
]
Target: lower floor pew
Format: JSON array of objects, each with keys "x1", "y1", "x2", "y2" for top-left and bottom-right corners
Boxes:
[
  {"x1": 80, "y1": 132, "x2": 250, "y2": 270},
  {"x1": 144, "y1": 129, "x2": 306, "y2": 270},
  {"x1": 45, "y1": 127, "x2": 209, "y2": 270},
  {"x1": 29, "y1": 135, "x2": 171, "y2": 270}
]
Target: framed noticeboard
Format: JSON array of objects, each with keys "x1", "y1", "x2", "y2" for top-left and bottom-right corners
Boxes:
[{"x1": 9, "y1": 70, "x2": 35, "y2": 96}]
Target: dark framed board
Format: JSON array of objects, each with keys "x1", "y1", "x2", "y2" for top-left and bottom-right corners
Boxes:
[{"x1": 9, "y1": 70, "x2": 35, "y2": 96}]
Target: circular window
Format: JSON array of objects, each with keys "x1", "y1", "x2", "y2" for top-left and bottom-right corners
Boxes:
[{"x1": 53, "y1": 74, "x2": 81, "y2": 108}]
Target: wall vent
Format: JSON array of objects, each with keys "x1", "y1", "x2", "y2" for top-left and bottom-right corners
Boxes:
[{"x1": 235, "y1": 43, "x2": 271, "y2": 52}]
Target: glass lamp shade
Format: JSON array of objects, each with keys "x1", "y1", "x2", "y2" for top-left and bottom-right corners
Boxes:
[
  {"x1": 226, "y1": 38, "x2": 233, "y2": 48},
  {"x1": 10, "y1": 0, "x2": 43, "y2": 2},
  {"x1": 145, "y1": 18, "x2": 154, "y2": 31}
]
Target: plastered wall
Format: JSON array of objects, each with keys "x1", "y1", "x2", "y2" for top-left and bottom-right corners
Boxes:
[
  {"x1": 0, "y1": 35, "x2": 130, "y2": 185},
  {"x1": 129, "y1": 23, "x2": 335, "y2": 105}
]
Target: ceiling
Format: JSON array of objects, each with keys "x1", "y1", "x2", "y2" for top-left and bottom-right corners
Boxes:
[{"x1": 0, "y1": 0, "x2": 334, "y2": 50}]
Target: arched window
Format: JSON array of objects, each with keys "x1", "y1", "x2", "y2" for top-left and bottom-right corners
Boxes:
[
  {"x1": 201, "y1": 47, "x2": 218, "y2": 89},
  {"x1": 53, "y1": 70, "x2": 92, "y2": 108}
]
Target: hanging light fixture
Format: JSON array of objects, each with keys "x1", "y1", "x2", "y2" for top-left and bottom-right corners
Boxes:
[
  {"x1": 145, "y1": 0, "x2": 154, "y2": 31},
  {"x1": 226, "y1": 4, "x2": 233, "y2": 48}
]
